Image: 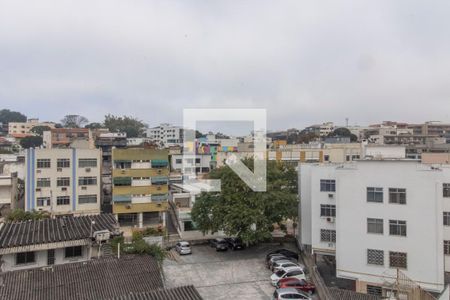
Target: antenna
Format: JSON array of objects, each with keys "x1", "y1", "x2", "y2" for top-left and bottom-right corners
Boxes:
[{"x1": 345, "y1": 118, "x2": 349, "y2": 127}]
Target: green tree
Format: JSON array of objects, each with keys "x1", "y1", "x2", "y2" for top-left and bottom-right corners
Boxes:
[
  {"x1": 30, "y1": 125, "x2": 51, "y2": 136},
  {"x1": 0, "y1": 109, "x2": 27, "y2": 125},
  {"x1": 61, "y1": 114, "x2": 89, "y2": 128},
  {"x1": 85, "y1": 122, "x2": 103, "y2": 129},
  {"x1": 328, "y1": 127, "x2": 358, "y2": 142},
  {"x1": 287, "y1": 130, "x2": 319, "y2": 144},
  {"x1": 104, "y1": 114, "x2": 146, "y2": 138},
  {"x1": 191, "y1": 160, "x2": 298, "y2": 245},
  {"x1": 195, "y1": 130, "x2": 205, "y2": 138},
  {"x1": 7, "y1": 209, "x2": 50, "y2": 221},
  {"x1": 19, "y1": 136, "x2": 43, "y2": 148}
]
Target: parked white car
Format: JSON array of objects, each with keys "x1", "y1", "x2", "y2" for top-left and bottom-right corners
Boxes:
[
  {"x1": 272, "y1": 260, "x2": 302, "y2": 272},
  {"x1": 175, "y1": 241, "x2": 192, "y2": 255},
  {"x1": 270, "y1": 266, "x2": 306, "y2": 286}
]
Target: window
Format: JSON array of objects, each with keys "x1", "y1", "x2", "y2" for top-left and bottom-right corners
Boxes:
[
  {"x1": 115, "y1": 161, "x2": 131, "y2": 169},
  {"x1": 320, "y1": 204, "x2": 336, "y2": 217},
  {"x1": 37, "y1": 159, "x2": 51, "y2": 168},
  {"x1": 37, "y1": 197, "x2": 50, "y2": 207},
  {"x1": 389, "y1": 188, "x2": 406, "y2": 204},
  {"x1": 57, "y1": 158, "x2": 70, "y2": 168},
  {"x1": 367, "y1": 249, "x2": 384, "y2": 265},
  {"x1": 195, "y1": 158, "x2": 201, "y2": 163},
  {"x1": 444, "y1": 212, "x2": 450, "y2": 226},
  {"x1": 16, "y1": 251, "x2": 35, "y2": 265},
  {"x1": 324, "y1": 155, "x2": 330, "y2": 162},
  {"x1": 57, "y1": 177, "x2": 70, "y2": 187},
  {"x1": 444, "y1": 183, "x2": 450, "y2": 198},
  {"x1": 389, "y1": 220, "x2": 407, "y2": 236},
  {"x1": 389, "y1": 251, "x2": 407, "y2": 269},
  {"x1": 367, "y1": 285, "x2": 382, "y2": 297},
  {"x1": 367, "y1": 187, "x2": 383, "y2": 203},
  {"x1": 320, "y1": 229, "x2": 336, "y2": 243},
  {"x1": 444, "y1": 241, "x2": 450, "y2": 255},
  {"x1": 37, "y1": 178, "x2": 51, "y2": 187},
  {"x1": 367, "y1": 218, "x2": 383, "y2": 234},
  {"x1": 175, "y1": 159, "x2": 182, "y2": 164},
  {"x1": 79, "y1": 158, "x2": 97, "y2": 168},
  {"x1": 320, "y1": 180, "x2": 336, "y2": 192},
  {"x1": 78, "y1": 194, "x2": 97, "y2": 204},
  {"x1": 57, "y1": 196, "x2": 70, "y2": 205},
  {"x1": 78, "y1": 176, "x2": 97, "y2": 186},
  {"x1": 65, "y1": 246, "x2": 82, "y2": 258}
]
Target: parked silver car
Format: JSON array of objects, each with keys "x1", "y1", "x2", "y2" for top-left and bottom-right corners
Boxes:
[
  {"x1": 271, "y1": 260, "x2": 302, "y2": 272},
  {"x1": 175, "y1": 241, "x2": 192, "y2": 255},
  {"x1": 272, "y1": 288, "x2": 311, "y2": 300}
]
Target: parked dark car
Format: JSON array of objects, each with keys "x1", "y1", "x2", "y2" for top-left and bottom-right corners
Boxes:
[
  {"x1": 225, "y1": 237, "x2": 244, "y2": 250},
  {"x1": 209, "y1": 238, "x2": 228, "y2": 251},
  {"x1": 276, "y1": 278, "x2": 316, "y2": 295},
  {"x1": 266, "y1": 249, "x2": 299, "y2": 262}
]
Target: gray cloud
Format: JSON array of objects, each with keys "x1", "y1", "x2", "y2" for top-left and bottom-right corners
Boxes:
[{"x1": 1, "y1": 0, "x2": 450, "y2": 134}]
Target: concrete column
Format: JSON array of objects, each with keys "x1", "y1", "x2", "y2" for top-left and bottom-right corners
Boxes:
[
  {"x1": 138, "y1": 212, "x2": 143, "y2": 228},
  {"x1": 162, "y1": 212, "x2": 166, "y2": 227}
]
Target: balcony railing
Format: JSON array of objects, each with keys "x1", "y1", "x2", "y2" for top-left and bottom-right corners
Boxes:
[{"x1": 152, "y1": 194, "x2": 168, "y2": 201}]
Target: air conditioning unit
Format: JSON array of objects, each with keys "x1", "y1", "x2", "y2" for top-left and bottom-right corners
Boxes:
[
  {"x1": 81, "y1": 186, "x2": 87, "y2": 190},
  {"x1": 35, "y1": 188, "x2": 41, "y2": 192},
  {"x1": 157, "y1": 169, "x2": 162, "y2": 174},
  {"x1": 328, "y1": 243, "x2": 335, "y2": 247},
  {"x1": 157, "y1": 186, "x2": 161, "y2": 190},
  {"x1": 328, "y1": 194, "x2": 334, "y2": 199},
  {"x1": 61, "y1": 187, "x2": 67, "y2": 191},
  {"x1": 57, "y1": 168, "x2": 62, "y2": 172},
  {"x1": 93, "y1": 230, "x2": 110, "y2": 242},
  {"x1": 121, "y1": 170, "x2": 126, "y2": 174},
  {"x1": 85, "y1": 168, "x2": 91, "y2": 172},
  {"x1": 326, "y1": 217, "x2": 335, "y2": 223},
  {"x1": 36, "y1": 170, "x2": 41, "y2": 173},
  {"x1": 125, "y1": 204, "x2": 131, "y2": 209}
]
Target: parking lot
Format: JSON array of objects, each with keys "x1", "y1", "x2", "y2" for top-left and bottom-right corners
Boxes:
[{"x1": 163, "y1": 242, "x2": 314, "y2": 300}]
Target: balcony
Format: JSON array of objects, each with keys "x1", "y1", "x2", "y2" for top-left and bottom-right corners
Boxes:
[
  {"x1": 112, "y1": 168, "x2": 169, "y2": 177},
  {"x1": 131, "y1": 179, "x2": 151, "y2": 186},
  {"x1": 151, "y1": 159, "x2": 169, "y2": 168},
  {"x1": 131, "y1": 162, "x2": 152, "y2": 169},
  {"x1": 113, "y1": 195, "x2": 132, "y2": 203},
  {"x1": 113, "y1": 185, "x2": 168, "y2": 196},
  {"x1": 151, "y1": 176, "x2": 168, "y2": 185},
  {"x1": 131, "y1": 195, "x2": 152, "y2": 204},
  {"x1": 151, "y1": 194, "x2": 168, "y2": 201},
  {"x1": 113, "y1": 202, "x2": 168, "y2": 214}
]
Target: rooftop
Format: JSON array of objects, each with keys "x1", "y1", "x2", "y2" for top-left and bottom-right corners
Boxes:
[
  {"x1": 0, "y1": 214, "x2": 119, "y2": 251},
  {"x1": 111, "y1": 285, "x2": 202, "y2": 300},
  {"x1": 329, "y1": 288, "x2": 380, "y2": 300},
  {"x1": 0, "y1": 255, "x2": 166, "y2": 300}
]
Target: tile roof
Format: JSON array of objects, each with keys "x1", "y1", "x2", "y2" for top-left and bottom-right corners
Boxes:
[
  {"x1": 110, "y1": 285, "x2": 203, "y2": 300},
  {"x1": 0, "y1": 214, "x2": 119, "y2": 249},
  {"x1": 0, "y1": 255, "x2": 164, "y2": 300},
  {"x1": 329, "y1": 288, "x2": 381, "y2": 300}
]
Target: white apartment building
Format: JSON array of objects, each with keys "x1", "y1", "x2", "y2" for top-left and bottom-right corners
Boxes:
[
  {"x1": 170, "y1": 154, "x2": 211, "y2": 175},
  {"x1": 299, "y1": 160, "x2": 450, "y2": 295},
  {"x1": 25, "y1": 148, "x2": 101, "y2": 215},
  {"x1": 8, "y1": 118, "x2": 56, "y2": 136},
  {"x1": 146, "y1": 123, "x2": 184, "y2": 147}
]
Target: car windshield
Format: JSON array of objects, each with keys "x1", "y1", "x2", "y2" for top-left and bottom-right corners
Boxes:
[{"x1": 275, "y1": 270, "x2": 286, "y2": 277}]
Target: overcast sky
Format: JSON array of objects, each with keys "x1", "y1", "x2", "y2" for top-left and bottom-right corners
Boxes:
[{"x1": 1, "y1": 0, "x2": 450, "y2": 134}]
